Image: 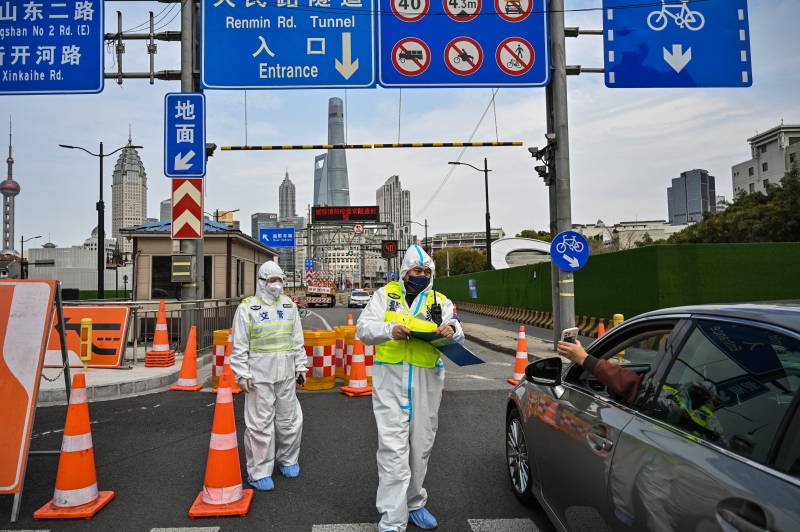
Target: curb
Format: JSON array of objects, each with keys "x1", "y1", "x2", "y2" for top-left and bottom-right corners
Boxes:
[
  {"x1": 37, "y1": 352, "x2": 215, "y2": 406},
  {"x1": 465, "y1": 332, "x2": 553, "y2": 361}
]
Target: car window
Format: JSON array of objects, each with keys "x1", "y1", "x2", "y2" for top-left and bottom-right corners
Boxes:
[
  {"x1": 774, "y1": 404, "x2": 800, "y2": 478},
  {"x1": 652, "y1": 319, "x2": 800, "y2": 466}
]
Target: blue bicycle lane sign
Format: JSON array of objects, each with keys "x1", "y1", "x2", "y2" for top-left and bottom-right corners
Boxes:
[{"x1": 550, "y1": 230, "x2": 590, "y2": 272}]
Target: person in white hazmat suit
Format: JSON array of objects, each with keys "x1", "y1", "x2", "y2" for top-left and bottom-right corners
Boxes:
[
  {"x1": 357, "y1": 245, "x2": 464, "y2": 531},
  {"x1": 230, "y1": 261, "x2": 307, "y2": 492}
]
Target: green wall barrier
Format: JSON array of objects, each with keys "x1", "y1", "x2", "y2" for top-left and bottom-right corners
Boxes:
[{"x1": 435, "y1": 243, "x2": 800, "y2": 319}]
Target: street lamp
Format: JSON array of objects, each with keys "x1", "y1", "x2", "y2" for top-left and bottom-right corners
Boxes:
[
  {"x1": 409, "y1": 219, "x2": 428, "y2": 253},
  {"x1": 59, "y1": 142, "x2": 142, "y2": 299},
  {"x1": 448, "y1": 159, "x2": 493, "y2": 270},
  {"x1": 20, "y1": 235, "x2": 41, "y2": 279}
]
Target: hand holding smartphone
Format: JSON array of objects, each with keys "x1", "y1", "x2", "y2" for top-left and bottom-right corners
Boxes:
[{"x1": 560, "y1": 327, "x2": 579, "y2": 344}]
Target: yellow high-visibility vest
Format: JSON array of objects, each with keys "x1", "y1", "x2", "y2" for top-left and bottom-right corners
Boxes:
[{"x1": 243, "y1": 295, "x2": 295, "y2": 354}]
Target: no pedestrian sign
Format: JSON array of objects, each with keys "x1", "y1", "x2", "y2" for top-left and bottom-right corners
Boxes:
[{"x1": 378, "y1": 0, "x2": 549, "y2": 87}]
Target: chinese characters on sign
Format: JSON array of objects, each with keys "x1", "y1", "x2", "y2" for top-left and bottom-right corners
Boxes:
[
  {"x1": 201, "y1": 0, "x2": 375, "y2": 88},
  {"x1": 311, "y1": 205, "x2": 380, "y2": 223},
  {"x1": 164, "y1": 93, "x2": 206, "y2": 178},
  {"x1": 0, "y1": 0, "x2": 103, "y2": 94},
  {"x1": 259, "y1": 227, "x2": 296, "y2": 248}
]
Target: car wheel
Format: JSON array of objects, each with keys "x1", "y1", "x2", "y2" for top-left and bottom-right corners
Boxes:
[{"x1": 506, "y1": 408, "x2": 534, "y2": 505}]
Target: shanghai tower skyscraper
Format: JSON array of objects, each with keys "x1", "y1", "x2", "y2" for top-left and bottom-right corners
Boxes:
[{"x1": 313, "y1": 97, "x2": 350, "y2": 206}]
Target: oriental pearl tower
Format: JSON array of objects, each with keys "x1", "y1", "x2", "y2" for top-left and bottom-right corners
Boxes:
[{"x1": 1, "y1": 118, "x2": 20, "y2": 255}]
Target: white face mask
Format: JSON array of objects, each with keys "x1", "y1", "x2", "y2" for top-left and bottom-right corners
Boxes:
[{"x1": 266, "y1": 281, "x2": 283, "y2": 298}]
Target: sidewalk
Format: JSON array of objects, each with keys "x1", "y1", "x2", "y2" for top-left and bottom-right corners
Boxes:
[{"x1": 37, "y1": 350, "x2": 214, "y2": 406}]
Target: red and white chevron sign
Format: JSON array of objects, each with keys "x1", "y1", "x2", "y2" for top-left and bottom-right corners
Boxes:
[{"x1": 172, "y1": 178, "x2": 203, "y2": 239}]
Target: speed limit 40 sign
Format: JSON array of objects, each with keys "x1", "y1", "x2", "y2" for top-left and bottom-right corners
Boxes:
[{"x1": 391, "y1": 0, "x2": 429, "y2": 21}]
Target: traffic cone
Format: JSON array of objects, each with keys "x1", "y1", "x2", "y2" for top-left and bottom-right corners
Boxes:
[
  {"x1": 34, "y1": 373, "x2": 115, "y2": 519},
  {"x1": 189, "y1": 371, "x2": 253, "y2": 518},
  {"x1": 347, "y1": 313, "x2": 354, "y2": 326},
  {"x1": 171, "y1": 325, "x2": 203, "y2": 391},
  {"x1": 214, "y1": 328, "x2": 241, "y2": 394},
  {"x1": 507, "y1": 325, "x2": 528, "y2": 386},
  {"x1": 597, "y1": 320, "x2": 606, "y2": 338},
  {"x1": 340, "y1": 339, "x2": 372, "y2": 397},
  {"x1": 146, "y1": 300, "x2": 175, "y2": 367}
]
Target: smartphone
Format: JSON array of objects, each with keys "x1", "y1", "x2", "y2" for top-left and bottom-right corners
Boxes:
[{"x1": 560, "y1": 327, "x2": 579, "y2": 344}]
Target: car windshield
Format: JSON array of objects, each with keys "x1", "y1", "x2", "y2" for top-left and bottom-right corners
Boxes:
[{"x1": 352, "y1": 290, "x2": 368, "y2": 296}]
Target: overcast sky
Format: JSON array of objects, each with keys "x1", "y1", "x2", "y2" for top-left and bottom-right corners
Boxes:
[{"x1": 4, "y1": 0, "x2": 799, "y2": 249}]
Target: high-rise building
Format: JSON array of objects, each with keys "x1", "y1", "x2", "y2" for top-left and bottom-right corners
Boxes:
[
  {"x1": 251, "y1": 212, "x2": 278, "y2": 239},
  {"x1": 313, "y1": 97, "x2": 350, "y2": 206},
  {"x1": 159, "y1": 198, "x2": 171, "y2": 222},
  {"x1": 667, "y1": 169, "x2": 716, "y2": 225},
  {"x1": 279, "y1": 171, "x2": 296, "y2": 220},
  {"x1": 731, "y1": 123, "x2": 800, "y2": 195},
  {"x1": 1, "y1": 117, "x2": 20, "y2": 255},
  {"x1": 111, "y1": 134, "x2": 147, "y2": 255},
  {"x1": 376, "y1": 175, "x2": 412, "y2": 250}
]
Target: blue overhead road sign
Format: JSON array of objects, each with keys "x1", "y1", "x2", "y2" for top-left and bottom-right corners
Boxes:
[
  {"x1": 259, "y1": 227, "x2": 296, "y2": 248},
  {"x1": 603, "y1": 0, "x2": 752, "y2": 88},
  {"x1": 550, "y1": 231, "x2": 590, "y2": 272},
  {"x1": 378, "y1": 0, "x2": 550, "y2": 87},
  {"x1": 201, "y1": 0, "x2": 375, "y2": 89},
  {"x1": 0, "y1": 0, "x2": 104, "y2": 94},
  {"x1": 164, "y1": 93, "x2": 206, "y2": 178}
]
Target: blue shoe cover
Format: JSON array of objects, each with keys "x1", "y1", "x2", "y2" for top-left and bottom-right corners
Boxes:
[
  {"x1": 409, "y1": 507, "x2": 438, "y2": 529},
  {"x1": 248, "y1": 476, "x2": 274, "y2": 491},
  {"x1": 278, "y1": 463, "x2": 300, "y2": 478}
]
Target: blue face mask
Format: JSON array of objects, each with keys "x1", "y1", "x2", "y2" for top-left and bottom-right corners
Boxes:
[{"x1": 405, "y1": 275, "x2": 430, "y2": 294}]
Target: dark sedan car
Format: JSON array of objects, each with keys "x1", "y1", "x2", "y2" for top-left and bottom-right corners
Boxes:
[{"x1": 506, "y1": 304, "x2": 800, "y2": 531}]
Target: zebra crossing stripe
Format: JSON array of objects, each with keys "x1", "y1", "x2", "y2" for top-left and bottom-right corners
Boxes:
[
  {"x1": 311, "y1": 524, "x2": 377, "y2": 532},
  {"x1": 468, "y1": 518, "x2": 540, "y2": 532}
]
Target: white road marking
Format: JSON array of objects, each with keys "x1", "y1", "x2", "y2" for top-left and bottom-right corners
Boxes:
[
  {"x1": 312, "y1": 525, "x2": 376, "y2": 532},
  {"x1": 0, "y1": 529, "x2": 50, "y2": 531},
  {"x1": 308, "y1": 310, "x2": 333, "y2": 330},
  {"x1": 468, "y1": 518, "x2": 539, "y2": 531},
  {"x1": 150, "y1": 528, "x2": 220, "y2": 532}
]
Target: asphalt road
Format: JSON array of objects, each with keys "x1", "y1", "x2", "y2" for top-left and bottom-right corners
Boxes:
[{"x1": 1, "y1": 306, "x2": 555, "y2": 532}]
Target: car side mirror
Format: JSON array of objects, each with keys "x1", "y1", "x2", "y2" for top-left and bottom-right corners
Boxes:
[{"x1": 525, "y1": 357, "x2": 562, "y2": 386}]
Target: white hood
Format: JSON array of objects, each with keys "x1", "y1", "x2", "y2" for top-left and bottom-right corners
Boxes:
[
  {"x1": 399, "y1": 245, "x2": 435, "y2": 292},
  {"x1": 256, "y1": 260, "x2": 285, "y2": 301}
]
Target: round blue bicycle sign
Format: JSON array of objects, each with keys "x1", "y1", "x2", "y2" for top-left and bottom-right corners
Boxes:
[{"x1": 550, "y1": 230, "x2": 590, "y2": 272}]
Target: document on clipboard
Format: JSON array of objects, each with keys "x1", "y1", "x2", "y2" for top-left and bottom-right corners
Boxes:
[{"x1": 410, "y1": 330, "x2": 484, "y2": 367}]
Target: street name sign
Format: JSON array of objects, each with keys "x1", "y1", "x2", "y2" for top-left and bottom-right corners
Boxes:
[
  {"x1": 378, "y1": 0, "x2": 550, "y2": 87},
  {"x1": 201, "y1": 0, "x2": 375, "y2": 89},
  {"x1": 259, "y1": 227, "x2": 296, "y2": 248},
  {"x1": 0, "y1": 0, "x2": 104, "y2": 94},
  {"x1": 305, "y1": 258, "x2": 315, "y2": 270},
  {"x1": 164, "y1": 93, "x2": 206, "y2": 178},
  {"x1": 603, "y1": 0, "x2": 753, "y2": 88},
  {"x1": 550, "y1": 230, "x2": 589, "y2": 272}
]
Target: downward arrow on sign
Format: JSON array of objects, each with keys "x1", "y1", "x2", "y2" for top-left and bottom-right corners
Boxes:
[
  {"x1": 663, "y1": 44, "x2": 692, "y2": 73},
  {"x1": 335, "y1": 32, "x2": 359, "y2": 80},
  {"x1": 562, "y1": 254, "x2": 580, "y2": 268},
  {"x1": 174, "y1": 150, "x2": 196, "y2": 171}
]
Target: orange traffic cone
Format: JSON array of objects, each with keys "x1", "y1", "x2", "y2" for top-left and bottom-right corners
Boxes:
[
  {"x1": 171, "y1": 325, "x2": 203, "y2": 391},
  {"x1": 597, "y1": 320, "x2": 606, "y2": 338},
  {"x1": 340, "y1": 339, "x2": 372, "y2": 397},
  {"x1": 347, "y1": 313, "x2": 354, "y2": 326},
  {"x1": 146, "y1": 300, "x2": 176, "y2": 367},
  {"x1": 508, "y1": 325, "x2": 528, "y2": 386},
  {"x1": 213, "y1": 328, "x2": 241, "y2": 394},
  {"x1": 189, "y1": 372, "x2": 253, "y2": 518},
  {"x1": 34, "y1": 373, "x2": 115, "y2": 519}
]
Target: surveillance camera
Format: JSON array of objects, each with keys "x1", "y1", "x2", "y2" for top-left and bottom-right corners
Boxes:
[
  {"x1": 535, "y1": 165, "x2": 548, "y2": 176},
  {"x1": 545, "y1": 133, "x2": 556, "y2": 143},
  {"x1": 528, "y1": 146, "x2": 539, "y2": 157}
]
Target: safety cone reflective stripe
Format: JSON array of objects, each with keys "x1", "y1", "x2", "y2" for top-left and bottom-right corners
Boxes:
[
  {"x1": 189, "y1": 372, "x2": 253, "y2": 517},
  {"x1": 172, "y1": 325, "x2": 203, "y2": 391},
  {"x1": 340, "y1": 339, "x2": 372, "y2": 397},
  {"x1": 34, "y1": 373, "x2": 115, "y2": 520},
  {"x1": 508, "y1": 324, "x2": 528, "y2": 386},
  {"x1": 347, "y1": 313, "x2": 354, "y2": 326},
  {"x1": 146, "y1": 300, "x2": 176, "y2": 367}
]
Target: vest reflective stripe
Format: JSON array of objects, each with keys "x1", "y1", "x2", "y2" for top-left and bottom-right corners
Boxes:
[
  {"x1": 376, "y1": 281, "x2": 444, "y2": 369},
  {"x1": 243, "y1": 295, "x2": 295, "y2": 354}
]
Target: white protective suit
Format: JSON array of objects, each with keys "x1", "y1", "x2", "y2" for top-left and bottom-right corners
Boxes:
[
  {"x1": 357, "y1": 245, "x2": 464, "y2": 532},
  {"x1": 230, "y1": 261, "x2": 307, "y2": 480}
]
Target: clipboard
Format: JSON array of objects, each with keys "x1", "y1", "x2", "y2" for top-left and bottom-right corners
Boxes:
[{"x1": 409, "y1": 330, "x2": 485, "y2": 367}]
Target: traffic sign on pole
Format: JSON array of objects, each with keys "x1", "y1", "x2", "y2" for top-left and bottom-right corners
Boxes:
[
  {"x1": 164, "y1": 93, "x2": 206, "y2": 178},
  {"x1": 603, "y1": 0, "x2": 753, "y2": 88},
  {"x1": 201, "y1": 0, "x2": 375, "y2": 89},
  {"x1": 0, "y1": 0, "x2": 104, "y2": 95},
  {"x1": 550, "y1": 231, "x2": 590, "y2": 272},
  {"x1": 378, "y1": 0, "x2": 549, "y2": 87},
  {"x1": 172, "y1": 179, "x2": 204, "y2": 240}
]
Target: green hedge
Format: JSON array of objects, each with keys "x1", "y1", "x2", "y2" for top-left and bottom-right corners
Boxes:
[
  {"x1": 435, "y1": 243, "x2": 800, "y2": 319},
  {"x1": 77, "y1": 290, "x2": 131, "y2": 301}
]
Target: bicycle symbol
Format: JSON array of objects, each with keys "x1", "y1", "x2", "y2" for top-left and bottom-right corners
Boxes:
[
  {"x1": 555, "y1": 236, "x2": 585, "y2": 254},
  {"x1": 647, "y1": 0, "x2": 705, "y2": 32}
]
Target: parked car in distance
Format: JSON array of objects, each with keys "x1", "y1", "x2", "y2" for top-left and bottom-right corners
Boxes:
[
  {"x1": 348, "y1": 289, "x2": 371, "y2": 308},
  {"x1": 506, "y1": 304, "x2": 800, "y2": 531}
]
